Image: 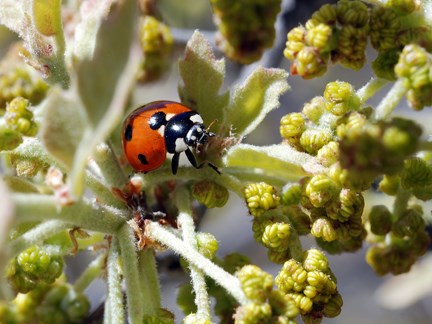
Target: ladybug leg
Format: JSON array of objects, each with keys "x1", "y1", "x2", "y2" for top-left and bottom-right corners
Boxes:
[
  {"x1": 208, "y1": 162, "x2": 222, "y2": 175},
  {"x1": 172, "y1": 152, "x2": 180, "y2": 174},
  {"x1": 185, "y1": 148, "x2": 202, "y2": 169}
]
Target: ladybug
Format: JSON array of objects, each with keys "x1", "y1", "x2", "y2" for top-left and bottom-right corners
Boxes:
[{"x1": 122, "y1": 101, "x2": 217, "y2": 174}]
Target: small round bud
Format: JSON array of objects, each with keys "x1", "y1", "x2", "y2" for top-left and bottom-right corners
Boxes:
[
  {"x1": 244, "y1": 183, "x2": 280, "y2": 217},
  {"x1": 303, "y1": 249, "x2": 328, "y2": 272},
  {"x1": 276, "y1": 260, "x2": 307, "y2": 293},
  {"x1": 288, "y1": 292, "x2": 313, "y2": 314},
  {"x1": 370, "y1": 6, "x2": 401, "y2": 51},
  {"x1": 280, "y1": 113, "x2": 305, "y2": 139},
  {"x1": 302, "y1": 96, "x2": 326, "y2": 123},
  {"x1": 305, "y1": 24, "x2": 332, "y2": 50},
  {"x1": 324, "y1": 81, "x2": 360, "y2": 116},
  {"x1": 378, "y1": 174, "x2": 400, "y2": 196},
  {"x1": 400, "y1": 158, "x2": 432, "y2": 190},
  {"x1": 284, "y1": 26, "x2": 307, "y2": 60},
  {"x1": 309, "y1": 4, "x2": 337, "y2": 26},
  {"x1": 192, "y1": 181, "x2": 229, "y2": 208},
  {"x1": 305, "y1": 175, "x2": 338, "y2": 208},
  {"x1": 322, "y1": 292, "x2": 343, "y2": 317},
  {"x1": 233, "y1": 302, "x2": 272, "y2": 323},
  {"x1": 371, "y1": 49, "x2": 399, "y2": 81},
  {"x1": 336, "y1": 0, "x2": 369, "y2": 27},
  {"x1": 262, "y1": 222, "x2": 291, "y2": 252},
  {"x1": 311, "y1": 218, "x2": 337, "y2": 242},
  {"x1": 368, "y1": 205, "x2": 393, "y2": 236},
  {"x1": 292, "y1": 47, "x2": 328, "y2": 79},
  {"x1": 392, "y1": 208, "x2": 425, "y2": 237},
  {"x1": 196, "y1": 232, "x2": 218, "y2": 259},
  {"x1": 236, "y1": 265, "x2": 273, "y2": 303},
  {"x1": 387, "y1": 0, "x2": 419, "y2": 15},
  {"x1": 300, "y1": 128, "x2": 333, "y2": 155},
  {"x1": 317, "y1": 141, "x2": 339, "y2": 167},
  {"x1": 281, "y1": 183, "x2": 302, "y2": 206},
  {"x1": 268, "y1": 290, "x2": 300, "y2": 319},
  {"x1": 5, "y1": 97, "x2": 38, "y2": 136}
]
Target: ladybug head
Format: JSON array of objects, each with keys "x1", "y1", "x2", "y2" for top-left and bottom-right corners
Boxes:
[{"x1": 185, "y1": 123, "x2": 215, "y2": 148}]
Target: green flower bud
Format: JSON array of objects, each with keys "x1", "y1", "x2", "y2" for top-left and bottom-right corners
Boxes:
[
  {"x1": 276, "y1": 260, "x2": 307, "y2": 293},
  {"x1": 308, "y1": 4, "x2": 337, "y2": 27},
  {"x1": 138, "y1": 16, "x2": 173, "y2": 82},
  {"x1": 400, "y1": 158, "x2": 432, "y2": 190},
  {"x1": 305, "y1": 24, "x2": 332, "y2": 50},
  {"x1": 262, "y1": 222, "x2": 291, "y2": 252},
  {"x1": 236, "y1": 265, "x2": 273, "y2": 303},
  {"x1": 387, "y1": 0, "x2": 419, "y2": 15},
  {"x1": 371, "y1": 49, "x2": 400, "y2": 81},
  {"x1": 0, "y1": 125, "x2": 23, "y2": 151},
  {"x1": 368, "y1": 205, "x2": 393, "y2": 236},
  {"x1": 281, "y1": 183, "x2": 302, "y2": 206},
  {"x1": 280, "y1": 113, "x2": 305, "y2": 139},
  {"x1": 324, "y1": 81, "x2": 360, "y2": 116},
  {"x1": 234, "y1": 302, "x2": 272, "y2": 323},
  {"x1": 300, "y1": 128, "x2": 333, "y2": 155},
  {"x1": 392, "y1": 208, "x2": 425, "y2": 237},
  {"x1": 284, "y1": 26, "x2": 307, "y2": 60},
  {"x1": 192, "y1": 181, "x2": 229, "y2": 208},
  {"x1": 336, "y1": 0, "x2": 369, "y2": 27},
  {"x1": 378, "y1": 174, "x2": 400, "y2": 196},
  {"x1": 268, "y1": 290, "x2": 300, "y2": 319},
  {"x1": 244, "y1": 183, "x2": 280, "y2": 217},
  {"x1": 303, "y1": 249, "x2": 328, "y2": 272},
  {"x1": 326, "y1": 189, "x2": 364, "y2": 223},
  {"x1": 303, "y1": 285, "x2": 318, "y2": 299},
  {"x1": 412, "y1": 185, "x2": 432, "y2": 201},
  {"x1": 406, "y1": 85, "x2": 432, "y2": 110},
  {"x1": 292, "y1": 47, "x2": 328, "y2": 79},
  {"x1": 307, "y1": 270, "x2": 336, "y2": 294},
  {"x1": 60, "y1": 289, "x2": 91, "y2": 323},
  {"x1": 322, "y1": 292, "x2": 343, "y2": 317},
  {"x1": 366, "y1": 245, "x2": 393, "y2": 276},
  {"x1": 334, "y1": 25, "x2": 368, "y2": 70},
  {"x1": 305, "y1": 175, "x2": 338, "y2": 208},
  {"x1": 370, "y1": 6, "x2": 401, "y2": 50},
  {"x1": 287, "y1": 292, "x2": 312, "y2": 314},
  {"x1": 5, "y1": 97, "x2": 38, "y2": 136},
  {"x1": 311, "y1": 218, "x2": 337, "y2": 242},
  {"x1": 196, "y1": 232, "x2": 218, "y2": 259},
  {"x1": 317, "y1": 141, "x2": 339, "y2": 167},
  {"x1": 302, "y1": 96, "x2": 326, "y2": 123}
]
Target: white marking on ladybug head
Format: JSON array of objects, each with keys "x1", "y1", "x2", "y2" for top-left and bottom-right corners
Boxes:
[{"x1": 190, "y1": 114, "x2": 203, "y2": 124}]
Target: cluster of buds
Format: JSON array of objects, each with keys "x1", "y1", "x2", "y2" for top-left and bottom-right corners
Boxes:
[
  {"x1": 284, "y1": 0, "x2": 427, "y2": 79},
  {"x1": 275, "y1": 249, "x2": 342, "y2": 322},
  {"x1": 210, "y1": 0, "x2": 281, "y2": 64},
  {"x1": 7, "y1": 246, "x2": 64, "y2": 294},
  {"x1": 366, "y1": 203, "x2": 430, "y2": 275},
  {"x1": 138, "y1": 16, "x2": 173, "y2": 82},
  {"x1": 234, "y1": 265, "x2": 299, "y2": 323}
]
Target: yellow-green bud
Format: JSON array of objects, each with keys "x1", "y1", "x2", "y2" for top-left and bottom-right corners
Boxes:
[
  {"x1": 305, "y1": 175, "x2": 338, "y2": 208},
  {"x1": 400, "y1": 158, "x2": 432, "y2": 190},
  {"x1": 236, "y1": 265, "x2": 273, "y2": 303},
  {"x1": 303, "y1": 285, "x2": 318, "y2": 299},
  {"x1": 288, "y1": 292, "x2": 312, "y2": 314},
  {"x1": 280, "y1": 113, "x2": 306, "y2": 139},
  {"x1": 368, "y1": 205, "x2": 393, "y2": 236},
  {"x1": 233, "y1": 302, "x2": 272, "y2": 323},
  {"x1": 262, "y1": 222, "x2": 291, "y2": 252},
  {"x1": 306, "y1": 24, "x2": 332, "y2": 50},
  {"x1": 196, "y1": 232, "x2": 218, "y2": 259},
  {"x1": 0, "y1": 126, "x2": 23, "y2": 151},
  {"x1": 366, "y1": 245, "x2": 392, "y2": 276},
  {"x1": 300, "y1": 128, "x2": 333, "y2": 155},
  {"x1": 284, "y1": 26, "x2": 307, "y2": 60},
  {"x1": 303, "y1": 249, "x2": 328, "y2": 272},
  {"x1": 322, "y1": 292, "x2": 343, "y2": 317},
  {"x1": 307, "y1": 270, "x2": 336, "y2": 293},
  {"x1": 387, "y1": 0, "x2": 419, "y2": 15},
  {"x1": 276, "y1": 260, "x2": 307, "y2": 293},
  {"x1": 324, "y1": 81, "x2": 360, "y2": 116},
  {"x1": 244, "y1": 182, "x2": 280, "y2": 217},
  {"x1": 281, "y1": 183, "x2": 302, "y2": 206},
  {"x1": 336, "y1": 0, "x2": 369, "y2": 27},
  {"x1": 378, "y1": 174, "x2": 400, "y2": 196},
  {"x1": 371, "y1": 49, "x2": 399, "y2": 81},
  {"x1": 326, "y1": 189, "x2": 364, "y2": 222},
  {"x1": 294, "y1": 47, "x2": 328, "y2": 79},
  {"x1": 33, "y1": 0, "x2": 62, "y2": 37},
  {"x1": 5, "y1": 97, "x2": 38, "y2": 136},
  {"x1": 268, "y1": 290, "x2": 300, "y2": 319},
  {"x1": 370, "y1": 6, "x2": 401, "y2": 51},
  {"x1": 317, "y1": 141, "x2": 339, "y2": 167},
  {"x1": 302, "y1": 96, "x2": 326, "y2": 123},
  {"x1": 392, "y1": 208, "x2": 425, "y2": 237},
  {"x1": 311, "y1": 218, "x2": 337, "y2": 242},
  {"x1": 192, "y1": 181, "x2": 229, "y2": 208}
]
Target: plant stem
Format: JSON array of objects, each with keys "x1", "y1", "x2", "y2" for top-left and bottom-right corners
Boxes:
[
  {"x1": 106, "y1": 239, "x2": 125, "y2": 324},
  {"x1": 373, "y1": 79, "x2": 408, "y2": 120},
  {"x1": 393, "y1": 186, "x2": 411, "y2": 220},
  {"x1": 74, "y1": 253, "x2": 106, "y2": 293},
  {"x1": 356, "y1": 77, "x2": 388, "y2": 104},
  {"x1": 9, "y1": 220, "x2": 71, "y2": 256},
  {"x1": 176, "y1": 188, "x2": 211, "y2": 319},
  {"x1": 12, "y1": 194, "x2": 124, "y2": 234},
  {"x1": 93, "y1": 142, "x2": 128, "y2": 189},
  {"x1": 138, "y1": 249, "x2": 161, "y2": 312},
  {"x1": 147, "y1": 221, "x2": 249, "y2": 305},
  {"x1": 117, "y1": 223, "x2": 144, "y2": 323},
  {"x1": 85, "y1": 170, "x2": 127, "y2": 209}
]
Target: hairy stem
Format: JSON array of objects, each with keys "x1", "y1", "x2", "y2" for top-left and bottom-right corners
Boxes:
[
  {"x1": 117, "y1": 223, "x2": 145, "y2": 323},
  {"x1": 106, "y1": 239, "x2": 125, "y2": 324},
  {"x1": 138, "y1": 249, "x2": 161, "y2": 312},
  {"x1": 373, "y1": 79, "x2": 408, "y2": 120},
  {"x1": 93, "y1": 142, "x2": 128, "y2": 189},
  {"x1": 176, "y1": 188, "x2": 211, "y2": 319},
  {"x1": 356, "y1": 77, "x2": 388, "y2": 104},
  {"x1": 147, "y1": 221, "x2": 249, "y2": 305}
]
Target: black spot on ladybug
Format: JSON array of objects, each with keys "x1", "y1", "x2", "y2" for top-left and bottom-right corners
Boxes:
[
  {"x1": 149, "y1": 111, "x2": 167, "y2": 130},
  {"x1": 138, "y1": 154, "x2": 149, "y2": 165},
  {"x1": 124, "y1": 124, "x2": 133, "y2": 142}
]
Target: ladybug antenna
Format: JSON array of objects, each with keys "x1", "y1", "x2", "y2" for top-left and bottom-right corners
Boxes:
[{"x1": 206, "y1": 119, "x2": 218, "y2": 137}]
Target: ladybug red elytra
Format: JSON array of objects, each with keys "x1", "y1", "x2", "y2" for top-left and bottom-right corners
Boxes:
[{"x1": 122, "y1": 101, "x2": 217, "y2": 174}]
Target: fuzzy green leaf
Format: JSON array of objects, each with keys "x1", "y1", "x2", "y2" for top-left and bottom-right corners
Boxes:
[
  {"x1": 224, "y1": 67, "x2": 289, "y2": 137},
  {"x1": 178, "y1": 31, "x2": 229, "y2": 131},
  {"x1": 40, "y1": 87, "x2": 85, "y2": 170},
  {"x1": 224, "y1": 143, "x2": 325, "y2": 180}
]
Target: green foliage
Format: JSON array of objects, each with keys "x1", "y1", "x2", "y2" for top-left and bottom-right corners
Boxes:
[{"x1": 0, "y1": 0, "x2": 431, "y2": 323}]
